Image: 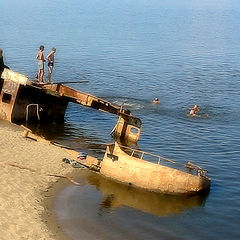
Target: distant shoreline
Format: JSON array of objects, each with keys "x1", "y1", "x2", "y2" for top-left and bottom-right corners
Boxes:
[{"x1": 0, "y1": 121, "x2": 78, "y2": 240}]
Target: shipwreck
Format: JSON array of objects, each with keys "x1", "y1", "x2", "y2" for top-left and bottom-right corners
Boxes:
[
  {"x1": 0, "y1": 68, "x2": 141, "y2": 143},
  {"x1": 0, "y1": 68, "x2": 210, "y2": 195}
]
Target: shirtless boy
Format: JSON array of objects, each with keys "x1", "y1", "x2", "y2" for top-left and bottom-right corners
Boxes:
[
  {"x1": 46, "y1": 47, "x2": 56, "y2": 83},
  {"x1": 36, "y1": 45, "x2": 45, "y2": 83}
]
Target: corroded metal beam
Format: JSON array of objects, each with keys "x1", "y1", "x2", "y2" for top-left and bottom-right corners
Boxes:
[
  {"x1": 42, "y1": 83, "x2": 122, "y2": 114},
  {"x1": 41, "y1": 83, "x2": 142, "y2": 143}
]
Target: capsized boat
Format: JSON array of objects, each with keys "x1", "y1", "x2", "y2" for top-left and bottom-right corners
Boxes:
[{"x1": 77, "y1": 142, "x2": 210, "y2": 195}]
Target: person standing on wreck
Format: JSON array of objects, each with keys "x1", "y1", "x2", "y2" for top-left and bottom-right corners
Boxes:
[
  {"x1": 36, "y1": 45, "x2": 45, "y2": 84},
  {"x1": 0, "y1": 48, "x2": 9, "y2": 76},
  {"x1": 46, "y1": 47, "x2": 56, "y2": 83}
]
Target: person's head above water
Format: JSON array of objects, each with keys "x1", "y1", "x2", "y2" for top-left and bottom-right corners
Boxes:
[
  {"x1": 152, "y1": 98, "x2": 160, "y2": 103},
  {"x1": 193, "y1": 105, "x2": 199, "y2": 111}
]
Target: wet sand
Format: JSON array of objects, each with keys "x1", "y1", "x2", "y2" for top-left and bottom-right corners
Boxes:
[{"x1": 0, "y1": 121, "x2": 78, "y2": 240}]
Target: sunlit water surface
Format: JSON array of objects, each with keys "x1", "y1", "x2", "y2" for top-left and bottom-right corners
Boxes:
[{"x1": 1, "y1": 0, "x2": 240, "y2": 239}]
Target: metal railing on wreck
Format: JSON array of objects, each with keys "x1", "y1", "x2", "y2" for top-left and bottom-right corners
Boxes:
[{"x1": 115, "y1": 143, "x2": 208, "y2": 178}]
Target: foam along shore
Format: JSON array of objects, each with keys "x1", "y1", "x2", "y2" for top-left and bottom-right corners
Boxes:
[{"x1": 0, "y1": 120, "x2": 78, "y2": 240}]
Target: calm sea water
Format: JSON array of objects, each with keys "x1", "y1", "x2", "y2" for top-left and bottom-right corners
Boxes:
[{"x1": 1, "y1": 0, "x2": 240, "y2": 239}]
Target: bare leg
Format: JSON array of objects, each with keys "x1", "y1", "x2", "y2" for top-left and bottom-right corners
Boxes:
[
  {"x1": 38, "y1": 69, "x2": 44, "y2": 83},
  {"x1": 37, "y1": 69, "x2": 41, "y2": 82},
  {"x1": 47, "y1": 66, "x2": 53, "y2": 83}
]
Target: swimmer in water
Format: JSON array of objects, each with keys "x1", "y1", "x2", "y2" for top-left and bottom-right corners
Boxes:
[
  {"x1": 188, "y1": 104, "x2": 209, "y2": 118},
  {"x1": 189, "y1": 108, "x2": 197, "y2": 116},
  {"x1": 193, "y1": 104, "x2": 199, "y2": 112},
  {"x1": 189, "y1": 104, "x2": 200, "y2": 117},
  {"x1": 152, "y1": 98, "x2": 160, "y2": 104}
]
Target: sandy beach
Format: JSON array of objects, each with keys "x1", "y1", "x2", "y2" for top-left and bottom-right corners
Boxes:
[{"x1": 0, "y1": 121, "x2": 78, "y2": 240}]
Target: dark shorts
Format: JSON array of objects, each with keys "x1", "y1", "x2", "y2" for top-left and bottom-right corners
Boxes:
[{"x1": 48, "y1": 62, "x2": 54, "y2": 67}]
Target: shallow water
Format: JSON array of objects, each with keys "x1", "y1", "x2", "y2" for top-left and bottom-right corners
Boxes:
[
  {"x1": 1, "y1": 0, "x2": 240, "y2": 239},
  {"x1": 55, "y1": 171, "x2": 209, "y2": 240}
]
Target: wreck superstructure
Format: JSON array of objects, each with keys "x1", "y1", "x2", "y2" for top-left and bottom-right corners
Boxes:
[{"x1": 0, "y1": 69, "x2": 141, "y2": 143}]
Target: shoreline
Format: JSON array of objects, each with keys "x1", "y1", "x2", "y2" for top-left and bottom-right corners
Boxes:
[
  {"x1": 41, "y1": 170, "x2": 79, "y2": 240},
  {"x1": 0, "y1": 121, "x2": 80, "y2": 240}
]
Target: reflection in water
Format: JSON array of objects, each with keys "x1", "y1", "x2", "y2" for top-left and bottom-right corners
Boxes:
[
  {"x1": 87, "y1": 172, "x2": 208, "y2": 217},
  {"x1": 55, "y1": 171, "x2": 208, "y2": 240}
]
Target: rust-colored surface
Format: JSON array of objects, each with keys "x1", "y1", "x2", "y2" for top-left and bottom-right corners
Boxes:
[
  {"x1": 100, "y1": 143, "x2": 210, "y2": 194},
  {"x1": 0, "y1": 79, "x2": 20, "y2": 121},
  {"x1": 113, "y1": 115, "x2": 141, "y2": 143},
  {"x1": 43, "y1": 83, "x2": 125, "y2": 114}
]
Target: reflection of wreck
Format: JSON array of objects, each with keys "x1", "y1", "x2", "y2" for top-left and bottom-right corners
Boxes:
[
  {"x1": 0, "y1": 69, "x2": 141, "y2": 143},
  {"x1": 86, "y1": 172, "x2": 207, "y2": 216}
]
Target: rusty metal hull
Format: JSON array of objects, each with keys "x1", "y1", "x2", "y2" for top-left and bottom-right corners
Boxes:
[
  {"x1": 0, "y1": 77, "x2": 20, "y2": 121},
  {"x1": 0, "y1": 79, "x2": 68, "y2": 123},
  {"x1": 96, "y1": 143, "x2": 210, "y2": 194},
  {"x1": 13, "y1": 85, "x2": 68, "y2": 122}
]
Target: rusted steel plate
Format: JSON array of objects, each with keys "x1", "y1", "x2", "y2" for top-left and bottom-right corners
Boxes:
[{"x1": 0, "y1": 79, "x2": 20, "y2": 121}]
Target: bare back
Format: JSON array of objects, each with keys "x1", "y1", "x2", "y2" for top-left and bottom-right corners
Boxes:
[
  {"x1": 46, "y1": 51, "x2": 55, "y2": 63},
  {"x1": 36, "y1": 50, "x2": 44, "y2": 62}
]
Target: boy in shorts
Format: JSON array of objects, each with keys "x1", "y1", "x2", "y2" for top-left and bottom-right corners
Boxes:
[
  {"x1": 36, "y1": 45, "x2": 45, "y2": 84},
  {"x1": 46, "y1": 47, "x2": 56, "y2": 83}
]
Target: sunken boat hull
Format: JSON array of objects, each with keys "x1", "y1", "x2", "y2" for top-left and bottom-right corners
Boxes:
[
  {"x1": 101, "y1": 143, "x2": 210, "y2": 194},
  {"x1": 81, "y1": 143, "x2": 210, "y2": 195}
]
